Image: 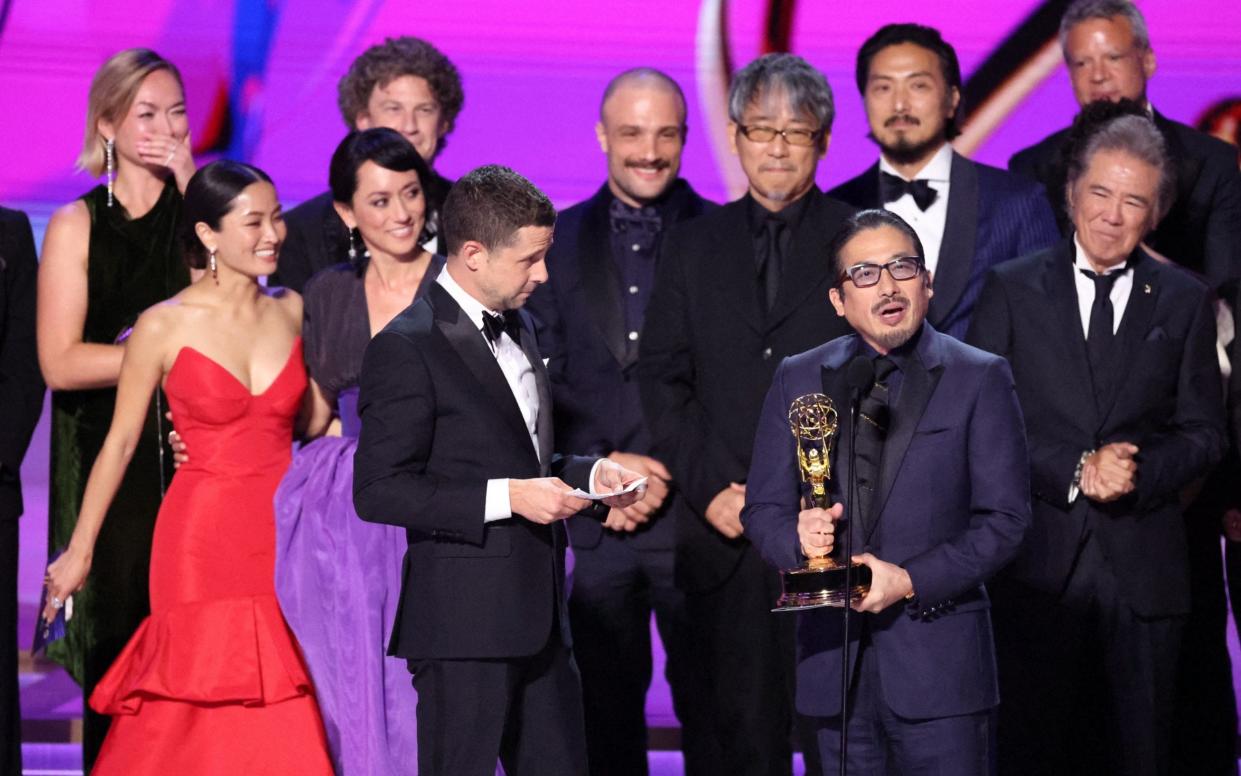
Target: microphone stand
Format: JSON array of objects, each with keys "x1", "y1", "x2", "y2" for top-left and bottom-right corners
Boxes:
[{"x1": 838, "y1": 389, "x2": 862, "y2": 776}]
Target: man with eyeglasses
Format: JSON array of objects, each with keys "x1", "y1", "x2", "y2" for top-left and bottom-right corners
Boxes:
[
  {"x1": 640, "y1": 52, "x2": 854, "y2": 774},
  {"x1": 743, "y1": 207, "x2": 1030, "y2": 773},
  {"x1": 829, "y1": 24, "x2": 1059, "y2": 340}
]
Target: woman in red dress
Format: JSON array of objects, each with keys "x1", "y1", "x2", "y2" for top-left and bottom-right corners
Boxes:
[{"x1": 43, "y1": 160, "x2": 333, "y2": 774}]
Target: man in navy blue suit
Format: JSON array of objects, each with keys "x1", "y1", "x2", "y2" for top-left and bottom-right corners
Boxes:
[
  {"x1": 526, "y1": 68, "x2": 716, "y2": 776},
  {"x1": 743, "y1": 209, "x2": 1031, "y2": 773},
  {"x1": 829, "y1": 23, "x2": 1060, "y2": 340}
]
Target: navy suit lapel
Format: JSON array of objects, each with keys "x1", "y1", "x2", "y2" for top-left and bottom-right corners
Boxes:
[
  {"x1": 1042, "y1": 243, "x2": 1102, "y2": 431},
  {"x1": 431, "y1": 283, "x2": 540, "y2": 461},
  {"x1": 928, "y1": 152, "x2": 978, "y2": 328},
  {"x1": 1097, "y1": 252, "x2": 1158, "y2": 429},
  {"x1": 711, "y1": 199, "x2": 764, "y2": 334},
  {"x1": 869, "y1": 328, "x2": 943, "y2": 539},
  {"x1": 579, "y1": 192, "x2": 631, "y2": 368}
]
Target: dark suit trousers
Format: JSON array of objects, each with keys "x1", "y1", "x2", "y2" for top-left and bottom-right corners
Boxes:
[
  {"x1": 994, "y1": 536, "x2": 1185, "y2": 776},
  {"x1": 570, "y1": 535, "x2": 716, "y2": 776},
  {"x1": 687, "y1": 544, "x2": 817, "y2": 776},
  {"x1": 811, "y1": 633, "x2": 992, "y2": 775},
  {"x1": 411, "y1": 625, "x2": 587, "y2": 776},
  {"x1": 0, "y1": 481, "x2": 19, "y2": 776}
]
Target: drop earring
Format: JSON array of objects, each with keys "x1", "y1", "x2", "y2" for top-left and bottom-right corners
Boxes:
[
  {"x1": 209, "y1": 248, "x2": 218, "y2": 283},
  {"x1": 347, "y1": 229, "x2": 357, "y2": 261},
  {"x1": 105, "y1": 137, "x2": 115, "y2": 208}
]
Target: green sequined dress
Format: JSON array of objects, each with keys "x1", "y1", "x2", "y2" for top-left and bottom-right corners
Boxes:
[{"x1": 45, "y1": 181, "x2": 188, "y2": 766}]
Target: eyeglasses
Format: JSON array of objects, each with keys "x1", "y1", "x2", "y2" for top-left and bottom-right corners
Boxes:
[
  {"x1": 839, "y1": 256, "x2": 924, "y2": 288},
  {"x1": 736, "y1": 124, "x2": 823, "y2": 147}
]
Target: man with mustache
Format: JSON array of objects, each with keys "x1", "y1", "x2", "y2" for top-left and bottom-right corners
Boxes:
[
  {"x1": 1009, "y1": 0, "x2": 1241, "y2": 287},
  {"x1": 273, "y1": 36, "x2": 464, "y2": 291},
  {"x1": 640, "y1": 53, "x2": 854, "y2": 774},
  {"x1": 829, "y1": 23, "x2": 1059, "y2": 341},
  {"x1": 743, "y1": 208, "x2": 1030, "y2": 774},
  {"x1": 525, "y1": 68, "x2": 716, "y2": 776},
  {"x1": 970, "y1": 109, "x2": 1226, "y2": 775}
]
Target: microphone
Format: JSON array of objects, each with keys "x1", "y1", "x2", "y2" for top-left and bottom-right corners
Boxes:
[
  {"x1": 838, "y1": 353, "x2": 873, "y2": 776},
  {"x1": 846, "y1": 355, "x2": 874, "y2": 394}
]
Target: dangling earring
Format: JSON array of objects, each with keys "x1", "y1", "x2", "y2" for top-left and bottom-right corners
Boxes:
[
  {"x1": 104, "y1": 137, "x2": 115, "y2": 208},
  {"x1": 347, "y1": 228, "x2": 357, "y2": 261},
  {"x1": 209, "y1": 249, "x2": 218, "y2": 283}
]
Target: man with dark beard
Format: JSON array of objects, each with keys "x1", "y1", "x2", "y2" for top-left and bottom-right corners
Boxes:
[
  {"x1": 526, "y1": 68, "x2": 716, "y2": 775},
  {"x1": 830, "y1": 23, "x2": 1059, "y2": 340}
]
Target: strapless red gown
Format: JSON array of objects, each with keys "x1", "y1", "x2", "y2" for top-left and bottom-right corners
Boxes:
[{"x1": 89, "y1": 339, "x2": 333, "y2": 775}]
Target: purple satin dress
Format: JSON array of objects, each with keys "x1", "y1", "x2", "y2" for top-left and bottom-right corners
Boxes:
[{"x1": 273, "y1": 258, "x2": 442, "y2": 775}]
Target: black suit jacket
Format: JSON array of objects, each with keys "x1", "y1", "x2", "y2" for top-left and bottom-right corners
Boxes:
[
  {"x1": 353, "y1": 281, "x2": 596, "y2": 660},
  {"x1": 1009, "y1": 111, "x2": 1241, "y2": 287},
  {"x1": 0, "y1": 207, "x2": 45, "y2": 518},
  {"x1": 967, "y1": 241, "x2": 1226, "y2": 616},
  {"x1": 638, "y1": 189, "x2": 855, "y2": 591},
  {"x1": 829, "y1": 151, "x2": 1060, "y2": 340},
  {"x1": 527, "y1": 180, "x2": 714, "y2": 550},
  {"x1": 273, "y1": 169, "x2": 454, "y2": 292}
]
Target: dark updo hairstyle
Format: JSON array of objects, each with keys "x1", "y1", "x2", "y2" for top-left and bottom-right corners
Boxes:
[
  {"x1": 328, "y1": 127, "x2": 431, "y2": 204},
  {"x1": 181, "y1": 160, "x2": 274, "y2": 270},
  {"x1": 328, "y1": 128, "x2": 433, "y2": 273}
]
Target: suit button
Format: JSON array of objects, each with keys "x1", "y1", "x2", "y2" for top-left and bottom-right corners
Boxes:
[
  {"x1": 629, "y1": 285, "x2": 639, "y2": 295},
  {"x1": 628, "y1": 331, "x2": 639, "y2": 342},
  {"x1": 762, "y1": 347, "x2": 773, "y2": 360}
]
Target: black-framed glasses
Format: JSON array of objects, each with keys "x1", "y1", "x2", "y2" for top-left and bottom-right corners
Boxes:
[
  {"x1": 839, "y1": 256, "x2": 924, "y2": 288},
  {"x1": 737, "y1": 124, "x2": 823, "y2": 147}
]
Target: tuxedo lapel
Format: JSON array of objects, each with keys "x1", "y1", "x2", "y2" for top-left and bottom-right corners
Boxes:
[
  {"x1": 767, "y1": 192, "x2": 835, "y2": 331},
  {"x1": 517, "y1": 312, "x2": 555, "y2": 470},
  {"x1": 710, "y1": 199, "x2": 764, "y2": 334},
  {"x1": 578, "y1": 193, "x2": 630, "y2": 368},
  {"x1": 869, "y1": 330, "x2": 943, "y2": 539},
  {"x1": 1042, "y1": 244, "x2": 1101, "y2": 431},
  {"x1": 431, "y1": 284, "x2": 539, "y2": 460},
  {"x1": 1097, "y1": 251, "x2": 1157, "y2": 429},
  {"x1": 928, "y1": 152, "x2": 978, "y2": 327}
]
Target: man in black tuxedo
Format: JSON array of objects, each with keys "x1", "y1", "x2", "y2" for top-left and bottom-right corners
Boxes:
[
  {"x1": 640, "y1": 53, "x2": 854, "y2": 774},
  {"x1": 969, "y1": 112, "x2": 1226, "y2": 776},
  {"x1": 525, "y1": 69, "x2": 716, "y2": 776},
  {"x1": 829, "y1": 23, "x2": 1059, "y2": 340},
  {"x1": 353, "y1": 165, "x2": 644, "y2": 776},
  {"x1": 0, "y1": 206, "x2": 44, "y2": 776},
  {"x1": 1008, "y1": 0, "x2": 1241, "y2": 287},
  {"x1": 273, "y1": 36, "x2": 463, "y2": 291}
]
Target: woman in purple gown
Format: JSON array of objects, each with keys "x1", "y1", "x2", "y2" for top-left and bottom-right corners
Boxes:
[{"x1": 272, "y1": 128, "x2": 443, "y2": 774}]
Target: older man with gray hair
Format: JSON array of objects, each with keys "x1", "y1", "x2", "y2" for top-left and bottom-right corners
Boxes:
[
  {"x1": 1009, "y1": 0, "x2": 1241, "y2": 287},
  {"x1": 970, "y1": 104, "x2": 1226, "y2": 776},
  {"x1": 639, "y1": 53, "x2": 854, "y2": 774}
]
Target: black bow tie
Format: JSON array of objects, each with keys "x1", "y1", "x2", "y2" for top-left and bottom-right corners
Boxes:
[
  {"x1": 880, "y1": 171, "x2": 938, "y2": 211},
  {"x1": 482, "y1": 310, "x2": 522, "y2": 345}
]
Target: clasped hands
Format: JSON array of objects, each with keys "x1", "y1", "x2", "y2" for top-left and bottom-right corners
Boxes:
[
  {"x1": 1080, "y1": 442, "x2": 1139, "y2": 503},
  {"x1": 797, "y1": 503, "x2": 914, "y2": 613},
  {"x1": 509, "y1": 458, "x2": 645, "y2": 526}
]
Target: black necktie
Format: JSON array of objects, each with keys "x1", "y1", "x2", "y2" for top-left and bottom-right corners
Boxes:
[
  {"x1": 756, "y1": 217, "x2": 785, "y2": 313},
  {"x1": 1081, "y1": 268, "x2": 1122, "y2": 400},
  {"x1": 482, "y1": 310, "x2": 522, "y2": 345},
  {"x1": 880, "y1": 171, "x2": 938, "y2": 211},
  {"x1": 854, "y1": 356, "x2": 897, "y2": 535}
]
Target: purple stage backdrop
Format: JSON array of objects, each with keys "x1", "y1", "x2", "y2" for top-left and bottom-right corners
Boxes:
[{"x1": 6, "y1": 0, "x2": 1241, "y2": 701}]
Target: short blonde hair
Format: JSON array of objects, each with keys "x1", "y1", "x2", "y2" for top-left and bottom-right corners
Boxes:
[{"x1": 76, "y1": 48, "x2": 184, "y2": 176}]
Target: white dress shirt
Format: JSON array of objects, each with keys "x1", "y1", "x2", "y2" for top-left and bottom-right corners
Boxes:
[
  {"x1": 436, "y1": 267, "x2": 541, "y2": 522},
  {"x1": 1072, "y1": 236, "x2": 1134, "y2": 337},
  {"x1": 879, "y1": 142, "x2": 953, "y2": 277}
]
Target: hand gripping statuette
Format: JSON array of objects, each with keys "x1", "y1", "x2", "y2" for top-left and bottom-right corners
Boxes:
[{"x1": 773, "y1": 394, "x2": 871, "y2": 611}]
